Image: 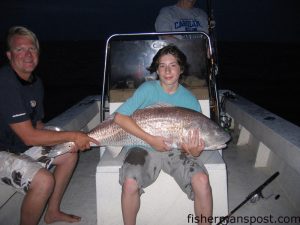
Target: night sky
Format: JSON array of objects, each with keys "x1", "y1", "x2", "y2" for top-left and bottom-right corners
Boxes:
[
  {"x1": 1, "y1": 0, "x2": 299, "y2": 42},
  {"x1": 1, "y1": 0, "x2": 300, "y2": 125}
]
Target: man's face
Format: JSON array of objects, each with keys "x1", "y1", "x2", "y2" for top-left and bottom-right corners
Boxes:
[
  {"x1": 183, "y1": 0, "x2": 197, "y2": 8},
  {"x1": 6, "y1": 35, "x2": 39, "y2": 80}
]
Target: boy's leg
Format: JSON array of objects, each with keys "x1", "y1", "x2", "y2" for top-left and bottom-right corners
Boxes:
[
  {"x1": 121, "y1": 178, "x2": 140, "y2": 225},
  {"x1": 192, "y1": 172, "x2": 212, "y2": 225},
  {"x1": 119, "y1": 147, "x2": 161, "y2": 225},
  {"x1": 162, "y1": 150, "x2": 212, "y2": 225}
]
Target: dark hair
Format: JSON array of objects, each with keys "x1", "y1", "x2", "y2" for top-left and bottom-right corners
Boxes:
[{"x1": 147, "y1": 44, "x2": 188, "y2": 74}]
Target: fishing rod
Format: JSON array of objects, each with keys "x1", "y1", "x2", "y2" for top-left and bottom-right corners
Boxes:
[
  {"x1": 206, "y1": 0, "x2": 218, "y2": 65},
  {"x1": 216, "y1": 171, "x2": 280, "y2": 225},
  {"x1": 199, "y1": 0, "x2": 221, "y2": 124}
]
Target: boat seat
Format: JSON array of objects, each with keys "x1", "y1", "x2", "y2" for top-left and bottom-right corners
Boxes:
[{"x1": 96, "y1": 146, "x2": 227, "y2": 225}]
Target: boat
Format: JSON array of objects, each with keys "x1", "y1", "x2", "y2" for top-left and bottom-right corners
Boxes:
[{"x1": 0, "y1": 32, "x2": 299, "y2": 225}]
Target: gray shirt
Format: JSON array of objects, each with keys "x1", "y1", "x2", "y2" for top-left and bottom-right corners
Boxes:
[{"x1": 155, "y1": 5, "x2": 208, "y2": 39}]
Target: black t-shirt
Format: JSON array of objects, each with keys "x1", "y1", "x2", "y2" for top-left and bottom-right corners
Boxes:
[{"x1": 0, "y1": 65, "x2": 44, "y2": 153}]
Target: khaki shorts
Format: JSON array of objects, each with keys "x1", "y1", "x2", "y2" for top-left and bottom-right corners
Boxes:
[
  {"x1": 0, "y1": 148, "x2": 54, "y2": 194},
  {"x1": 119, "y1": 146, "x2": 208, "y2": 200}
]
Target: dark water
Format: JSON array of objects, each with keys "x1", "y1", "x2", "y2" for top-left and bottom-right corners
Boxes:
[{"x1": 1, "y1": 41, "x2": 299, "y2": 127}]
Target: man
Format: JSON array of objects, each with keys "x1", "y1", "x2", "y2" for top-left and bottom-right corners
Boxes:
[
  {"x1": 155, "y1": 0, "x2": 209, "y2": 40},
  {"x1": 0, "y1": 26, "x2": 98, "y2": 225}
]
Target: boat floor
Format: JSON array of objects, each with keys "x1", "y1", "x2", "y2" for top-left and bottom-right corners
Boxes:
[{"x1": 1, "y1": 139, "x2": 299, "y2": 225}]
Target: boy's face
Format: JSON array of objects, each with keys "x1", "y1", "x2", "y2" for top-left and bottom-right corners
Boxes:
[{"x1": 157, "y1": 54, "x2": 182, "y2": 87}]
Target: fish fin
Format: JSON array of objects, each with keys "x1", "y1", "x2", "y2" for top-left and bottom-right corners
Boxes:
[
  {"x1": 24, "y1": 145, "x2": 70, "y2": 158},
  {"x1": 23, "y1": 146, "x2": 45, "y2": 159},
  {"x1": 120, "y1": 145, "x2": 133, "y2": 152},
  {"x1": 204, "y1": 144, "x2": 227, "y2": 151},
  {"x1": 106, "y1": 146, "x2": 123, "y2": 158}
]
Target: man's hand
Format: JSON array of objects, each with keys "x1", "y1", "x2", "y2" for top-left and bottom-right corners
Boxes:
[
  {"x1": 72, "y1": 132, "x2": 99, "y2": 152},
  {"x1": 181, "y1": 129, "x2": 205, "y2": 157}
]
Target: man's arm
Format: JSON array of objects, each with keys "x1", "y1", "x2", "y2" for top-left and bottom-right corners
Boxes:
[
  {"x1": 36, "y1": 120, "x2": 44, "y2": 129},
  {"x1": 10, "y1": 120, "x2": 98, "y2": 150}
]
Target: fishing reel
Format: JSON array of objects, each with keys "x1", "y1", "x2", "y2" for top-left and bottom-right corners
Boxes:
[
  {"x1": 219, "y1": 91, "x2": 235, "y2": 129},
  {"x1": 250, "y1": 191, "x2": 280, "y2": 204},
  {"x1": 216, "y1": 172, "x2": 280, "y2": 225},
  {"x1": 220, "y1": 112, "x2": 232, "y2": 129}
]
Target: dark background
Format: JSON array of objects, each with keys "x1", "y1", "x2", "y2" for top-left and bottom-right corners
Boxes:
[{"x1": 1, "y1": 0, "x2": 299, "y2": 126}]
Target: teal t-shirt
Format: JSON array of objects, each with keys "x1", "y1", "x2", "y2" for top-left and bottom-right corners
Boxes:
[{"x1": 116, "y1": 80, "x2": 201, "y2": 115}]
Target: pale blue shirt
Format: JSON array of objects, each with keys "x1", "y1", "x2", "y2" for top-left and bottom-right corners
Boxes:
[{"x1": 116, "y1": 80, "x2": 201, "y2": 115}]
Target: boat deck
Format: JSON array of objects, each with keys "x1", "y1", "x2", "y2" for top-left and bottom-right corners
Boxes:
[
  {"x1": 223, "y1": 139, "x2": 299, "y2": 225},
  {"x1": 43, "y1": 138, "x2": 298, "y2": 225},
  {"x1": 0, "y1": 132, "x2": 299, "y2": 225}
]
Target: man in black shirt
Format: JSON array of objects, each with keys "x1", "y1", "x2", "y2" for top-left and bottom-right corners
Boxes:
[{"x1": 0, "y1": 26, "x2": 98, "y2": 225}]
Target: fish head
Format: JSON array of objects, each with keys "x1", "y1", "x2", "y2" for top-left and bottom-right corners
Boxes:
[
  {"x1": 201, "y1": 123, "x2": 231, "y2": 150},
  {"x1": 185, "y1": 113, "x2": 231, "y2": 151}
]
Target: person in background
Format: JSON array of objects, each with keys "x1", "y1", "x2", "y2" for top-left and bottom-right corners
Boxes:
[
  {"x1": 155, "y1": 0, "x2": 209, "y2": 40},
  {"x1": 114, "y1": 44, "x2": 212, "y2": 225},
  {"x1": 0, "y1": 26, "x2": 98, "y2": 225}
]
